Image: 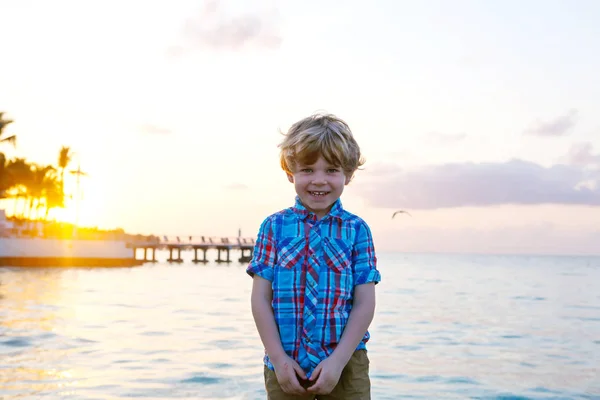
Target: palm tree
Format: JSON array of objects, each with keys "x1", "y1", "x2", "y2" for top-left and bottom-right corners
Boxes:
[
  {"x1": 0, "y1": 112, "x2": 16, "y2": 148},
  {"x1": 57, "y1": 146, "x2": 72, "y2": 196},
  {"x1": 44, "y1": 178, "x2": 64, "y2": 220},
  {"x1": 28, "y1": 164, "x2": 57, "y2": 220},
  {"x1": 0, "y1": 112, "x2": 16, "y2": 201},
  {"x1": 5, "y1": 158, "x2": 32, "y2": 217},
  {"x1": 0, "y1": 152, "x2": 8, "y2": 199}
]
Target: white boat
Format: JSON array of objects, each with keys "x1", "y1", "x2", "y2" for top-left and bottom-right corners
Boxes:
[{"x1": 0, "y1": 209, "x2": 144, "y2": 267}]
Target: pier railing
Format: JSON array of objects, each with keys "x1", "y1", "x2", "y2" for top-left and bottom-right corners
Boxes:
[
  {"x1": 127, "y1": 235, "x2": 256, "y2": 264},
  {"x1": 158, "y1": 235, "x2": 255, "y2": 248}
]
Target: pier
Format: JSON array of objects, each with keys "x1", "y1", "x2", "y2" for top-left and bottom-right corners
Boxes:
[{"x1": 128, "y1": 235, "x2": 256, "y2": 264}]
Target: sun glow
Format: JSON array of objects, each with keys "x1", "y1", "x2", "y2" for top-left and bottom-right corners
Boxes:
[
  {"x1": 47, "y1": 206, "x2": 77, "y2": 224},
  {"x1": 47, "y1": 180, "x2": 106, "y2": 229}
]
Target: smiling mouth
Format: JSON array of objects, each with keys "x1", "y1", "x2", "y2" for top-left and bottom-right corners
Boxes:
[{"x1": 309, "y1": 191, "x2": 330, "y2": 197}]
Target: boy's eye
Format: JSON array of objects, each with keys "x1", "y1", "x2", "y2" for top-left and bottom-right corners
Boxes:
[
  {"x1": 301, "y1": 168, "x2": 312, "y2": 173},
  {"x1": 327, "y1": 168, "x2": 340, "y2": 173}
]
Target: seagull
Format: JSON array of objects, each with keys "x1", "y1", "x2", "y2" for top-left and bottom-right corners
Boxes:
[{"x1": 392, "y1": 210, "x2": 412, "y2": 219}]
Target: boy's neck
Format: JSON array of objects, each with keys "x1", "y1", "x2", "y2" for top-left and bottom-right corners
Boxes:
[{"x1": 297, "y1": 197, "x2": 341, "y2": 220}]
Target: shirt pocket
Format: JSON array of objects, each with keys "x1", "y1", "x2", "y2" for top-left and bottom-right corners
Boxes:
[
  {"x1": 276, "y1": 236, "x2": 305, "y2": 270},
  {"x1": 322, "y1": 237, "x2": 352, "y2": 273},
  {"x1": 273, "y1": 236, "x2": 305, "y2": 306}
]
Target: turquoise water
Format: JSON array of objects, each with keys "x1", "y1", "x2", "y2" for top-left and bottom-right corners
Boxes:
[{"x1": 1, "y1": 252, "x2": 599, "y2": 399}]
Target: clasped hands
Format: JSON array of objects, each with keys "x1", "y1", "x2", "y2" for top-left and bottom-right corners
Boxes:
[{"x1": 272, "y1": 354, "x2": 344, "y2": 395}]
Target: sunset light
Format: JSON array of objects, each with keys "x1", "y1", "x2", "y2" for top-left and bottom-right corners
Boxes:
[{"x1": 1, "y1": 2, "x2": 599, "y2": 400}]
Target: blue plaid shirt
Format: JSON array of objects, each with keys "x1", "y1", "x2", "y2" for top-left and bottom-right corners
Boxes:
[{"x1": 247, "y1": 196, "x2": 381, "y2": 377}]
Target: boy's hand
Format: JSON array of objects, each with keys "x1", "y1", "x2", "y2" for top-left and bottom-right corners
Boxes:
[
  {"x1": 306, "y1": 356, "x2": 345, "y2": 394},
  {"x1": 272, "y1": 355, "x2": 307, "y2": 395}
]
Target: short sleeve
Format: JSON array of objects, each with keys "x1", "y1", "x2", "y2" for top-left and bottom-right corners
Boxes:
[
  {"x1": 351, "y1": 220, "x2": 381, "y2": 286},
  {"x1": 246, "y1": 217, "x2": 276, "y2": 281}
]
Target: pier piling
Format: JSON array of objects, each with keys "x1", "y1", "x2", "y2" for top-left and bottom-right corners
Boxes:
[{"x1": 129, "y1": 236, "x2": 254, "y2": 265}]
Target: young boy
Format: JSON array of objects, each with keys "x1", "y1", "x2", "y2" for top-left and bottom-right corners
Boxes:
[{"x1": 247, "y1": 113, "x2": 381, "y2": 399}]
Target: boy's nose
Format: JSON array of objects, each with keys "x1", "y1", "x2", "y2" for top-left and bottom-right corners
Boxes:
[{"x1": 311, "y1": 175, "x2": 328, "y2": 185}]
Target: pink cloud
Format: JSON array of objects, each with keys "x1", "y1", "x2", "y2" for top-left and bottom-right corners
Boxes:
[
  {"x1": 524, "y1": 109, "x2": 577, "y2": 137},
  {"x1": 355, "y1": 158, "x2": 600, "y2": 209},
  {"x1": 374, "y1": 224, "x2": 600, "y2": 255},
  {"x1": 169, "y1": 0, "x2": 281, "y2": 54}
]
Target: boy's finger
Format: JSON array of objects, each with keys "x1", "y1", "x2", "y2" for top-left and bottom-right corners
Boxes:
[
  {"x1": 307, "y1": 371, "x2": 326, "y2": 392},
  {"x1": 308, "y1": 364, "x2": 322, "y2": 381},
  {"x1": 306, "y1": 377, "x2": 322, "y2": 393},
  {"x1": 288, "y1": 373, "x2": 307, "y2": 394},
  {"x1": 288, "y1": 383, "x2": 307, "y2": 394},
  {"x1": 292, "y1": 362, "x2": 307, "y2": 380}
]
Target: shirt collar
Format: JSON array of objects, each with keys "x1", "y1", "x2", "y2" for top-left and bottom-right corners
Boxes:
[{"x1": 291, "y1": 196, "x2": 345, "y2": 221}]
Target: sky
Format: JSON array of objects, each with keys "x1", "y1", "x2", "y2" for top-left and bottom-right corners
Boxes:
[{"x1": 1, "y1": 0, "x2": 599, "y2": 255}]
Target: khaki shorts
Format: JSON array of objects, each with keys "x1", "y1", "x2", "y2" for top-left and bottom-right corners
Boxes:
[{"x1": 264, "y1": 349, "x2": 370, "y2": 400}]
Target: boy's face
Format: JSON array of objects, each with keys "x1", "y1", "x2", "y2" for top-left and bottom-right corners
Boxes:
[{"x1": 287, "y1": 155, "x2": 350, "y2": 219}]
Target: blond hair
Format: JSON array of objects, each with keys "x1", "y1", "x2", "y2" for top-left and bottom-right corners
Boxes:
[{"x1": 278, "y1": 112, "x2": 365, "y2": 179}]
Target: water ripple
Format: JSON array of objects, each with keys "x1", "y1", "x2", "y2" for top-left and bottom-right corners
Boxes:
[
  {"x1": 2, "y1": 338, "x2": 31, "y2": 347},
  {"x1": 140, "y1": 330, "x2": 171, "y2": 336},
  {"x1": 1, "y1": 254, "x2": 599, "y2": 399},
  {"x1": 181, "y1": 374, "x2": 224, "y2": 385}
]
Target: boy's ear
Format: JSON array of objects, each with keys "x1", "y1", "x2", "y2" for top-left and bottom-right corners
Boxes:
[
  {"x1": 287, "y1": 173, "x2": 294, "y2": 183},
  {"x1": 345, "y1": 174, "x2": 352, "y2": 185}
]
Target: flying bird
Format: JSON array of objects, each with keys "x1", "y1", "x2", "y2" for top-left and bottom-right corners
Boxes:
[{"x1": 392, "y1": 210, "x2": 412, "y2": 219}]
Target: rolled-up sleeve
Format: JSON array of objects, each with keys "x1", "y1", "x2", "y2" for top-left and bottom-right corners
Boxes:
[
  {"x1": 246, "y1": 217, "x2": 276, "y2": 281},
  {"x1": 352, "y1": 220, "x2": 381, "y2": 286}
]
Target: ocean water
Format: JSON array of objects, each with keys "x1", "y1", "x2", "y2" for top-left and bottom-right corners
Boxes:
[{"x1": 1, "y1": 252, "x2": 599, "y2": 399}]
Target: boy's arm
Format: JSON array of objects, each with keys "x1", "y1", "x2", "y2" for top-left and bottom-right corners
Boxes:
[
  {"x1": 251, "y1": 274, "x2": 308, "y2": 394},
  {"x1": 328, "y1": 282, "x2": 376, "y2": 365},
  {"x1": 248, "y1": 217, "x2": 287, "y2": 360},
  {"x1": 307, "y1": 289, "x2": 375, "y2": 394},
  {"x1": 308, "y1": 220, "x2": 380, "y2": 393},
  {"x1": 250, "y1": 275, "x2": 287, "y2": 362},
  {"x1": 248, "y1": 217, "x2": 308, "y2": 394},
  {"x1": 330, "y1": 219, "x2": 380, "y2": 365}
]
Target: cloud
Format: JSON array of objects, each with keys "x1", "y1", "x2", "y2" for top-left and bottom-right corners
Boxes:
[
  {"x1": 354, "y1": 158, "x2": 600, "y2": 210},
  {"x1": 169, "y1": 0, "x2": 281, "y2": 55},
  {"x1": 524, "y1": 109, "x2": 577, "y2": 137},
  {"x1": 564, "y1": 142, "x2": 600, "y2": 167},
  {"x1": 375, "y1": 224, "x2": 600, "y2": 255},
  {"x1": 140, "y1": 124, "x2": 172, "y2": 135},
  {"x1": 426, "y1": 132, "x2": 467, "y2": 144}
]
